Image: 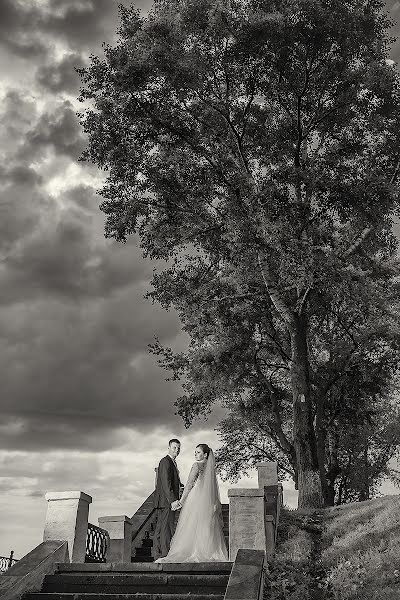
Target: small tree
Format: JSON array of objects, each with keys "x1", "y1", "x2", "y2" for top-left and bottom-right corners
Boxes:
[{"x1": 79, "y1": 0, "x2": 400, "y2": 507}]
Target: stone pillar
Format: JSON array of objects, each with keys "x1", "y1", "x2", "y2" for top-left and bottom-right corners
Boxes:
[
  {"x1": 155, "y1": 467, "x2": 158, "y2": 488},
  {"x1": 258, "y1": 463, "x2": 283, "y2": 547},
  {"x1": 43, "y1": 491, "x2": 92, "y2": 563},
  {"x1": 228, "y1": 489, "x2": 266, "y2": 562},
  {"x1": 256, "y1": 461, "x2": 278, "y2": 487},
  {"x1": 98, "y1": 515, "x2": 133, "y2": 563},
  {"x1": 264, "y1": 514, "x2": 275, "y2": 559}
]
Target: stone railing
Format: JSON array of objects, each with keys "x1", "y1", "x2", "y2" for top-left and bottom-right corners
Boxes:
[
  {"x1": 130, "y1": 491, "x2": 158, "y2": 560},
  {"x1": 85, "y1": 522, "x2": 110, "y2": 563},
  {"x1": 0, "y1": 541, "x2": 68, "y2": 600},
  {"x1": 224, "y1": 549, "x2": 266, "y2": 600},
  {"x1": 0, "y1": 552, "x2": 18, "y2": 574},
  {"x1": 228, "y1": 461, "x2": 283, "y2": 561}
]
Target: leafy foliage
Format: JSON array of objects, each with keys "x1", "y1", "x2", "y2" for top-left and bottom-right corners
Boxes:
[{"x1": 78, "y1": 0, "x2": 400, "y2": 506}]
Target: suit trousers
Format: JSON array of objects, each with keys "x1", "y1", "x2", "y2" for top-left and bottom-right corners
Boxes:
[{"x1": 153, "y1": 507, "x2": 177, "y2": 560}]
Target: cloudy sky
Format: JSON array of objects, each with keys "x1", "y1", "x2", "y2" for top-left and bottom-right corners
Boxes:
[{"x1": 1, "y1": 0, "x2": 400, "y2": 559}]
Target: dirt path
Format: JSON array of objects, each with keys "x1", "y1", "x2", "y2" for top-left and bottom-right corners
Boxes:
[{"x1": 303, "y1": 512, "x2": 328, "y2": 600}]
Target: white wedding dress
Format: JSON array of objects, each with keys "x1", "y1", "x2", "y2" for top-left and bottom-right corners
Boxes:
[{"x1": 155, "y1": 450, "x2": 228, "y2": 562}]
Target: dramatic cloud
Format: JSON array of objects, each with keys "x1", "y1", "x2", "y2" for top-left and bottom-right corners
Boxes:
[
  {"x1": 19, "y1": 100, "x2": 86, "y2": 160},
  {"x1": 0, "y1": 0, "x2": 121, "y2": 59},
  {"x1": 0, "y1": 0, "x2": 48, "y2": 59},
  {"x1": 0, "y1": 0, "x2": 399, "y2": 560},
  {"x1": 36, "y1": 52, "x2": 85, "y2": 94}
]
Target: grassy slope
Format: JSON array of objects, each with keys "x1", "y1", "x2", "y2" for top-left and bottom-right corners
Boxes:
[
  {"x1": 323, "y1": 495, "x2": 400, "y2": 599},
  {"x1": 265, "y1": 495, "x2": 400, "y2": 600}
]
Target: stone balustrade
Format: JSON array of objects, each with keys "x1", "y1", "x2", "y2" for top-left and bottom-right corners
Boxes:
[{"x1": 39, "y1": 461, "x2": 282, "y2": 566}]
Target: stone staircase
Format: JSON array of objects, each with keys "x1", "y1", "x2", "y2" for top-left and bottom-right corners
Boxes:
[
  {"x1": 3, "y1": 464, "x2": 279, "y2": 600},
  {"x1": 22, "y1": 505, "x2": 231, "y2": 600},
  {"x1": 22, "y1": 562, "x2": 233, "y2": 600},
  {"x1": 132, "y1": 504, "x2": 230, "y2": 563}
]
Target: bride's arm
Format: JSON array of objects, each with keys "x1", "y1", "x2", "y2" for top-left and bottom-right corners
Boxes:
[{"x1": 179, "y1": 462, "x2": 200, "y2": 505}]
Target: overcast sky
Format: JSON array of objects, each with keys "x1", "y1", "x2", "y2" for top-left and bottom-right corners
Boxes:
[{"x1": 1, "y1": 0, "x2": 400, "y2": 559}]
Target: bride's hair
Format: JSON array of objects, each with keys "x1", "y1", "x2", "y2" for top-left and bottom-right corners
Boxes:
[{"x1": 196, "y1": 443, "x2": 211, "y2": 458}]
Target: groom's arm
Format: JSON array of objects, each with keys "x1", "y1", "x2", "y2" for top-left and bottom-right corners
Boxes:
[
  {"x1": 179, "y1": 482, "x2": 184, "y2": 499},
  {"x1": 159, "y1": 458, "x2": 176, "y2": 505}
]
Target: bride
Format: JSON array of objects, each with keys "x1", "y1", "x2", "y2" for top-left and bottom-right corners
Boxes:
[{"x1": 155, "y1": 443, "x2": 228, "y2": 563}]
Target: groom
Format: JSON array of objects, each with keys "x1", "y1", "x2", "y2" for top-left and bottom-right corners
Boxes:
[{"x1": 153, "y1": 438, "x2": 182, "y2": 560}]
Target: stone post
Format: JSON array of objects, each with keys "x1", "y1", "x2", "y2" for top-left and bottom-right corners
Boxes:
[
  {"x1": 43, "y1": 491, "x2": 92, "y2": 563},
  {"x1": 228, "y1": 463, "x2": 283, "y2": 561},
  {"x1": 98, "y1": 515, "x2": 133, "y2": 563},
  {"x1": 257, "y1": 462, "x2": 283, "y2": 545},
  {"x1": 256, "y1": 461, "x2": 278, "y2": 487},
  {"x1": 228, "y1": 489, "x2": 267, "y2": 561}
]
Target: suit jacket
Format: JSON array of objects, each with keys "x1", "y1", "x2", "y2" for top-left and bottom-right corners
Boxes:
[{"x1": 153, "y1": 455, "x2": 181, "y2": 508}]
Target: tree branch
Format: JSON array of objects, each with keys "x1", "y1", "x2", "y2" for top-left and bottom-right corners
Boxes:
[
  {"x1": 390, "y1": 153, "x2": 400, "y2": 185},
  {"x1": 343, "y1": 227, "x2": 372, "y2": 258},
  {"x1": 340, "y1": 152, "x2": 400, "y2": 258},
  {"x1": 198, "y1": 91, "x2": 253, "y2": 178},
  {"x1": 297, "y1": 287, "x2": 311, "y2": 315},
  {"x1": 257, "y1": 251, "x2": 295, "y2": 329},
  {"x1": 202, "y1": 293, "x2": 264, "y2": 305},
  {"x1": 247, "y1": 441, "x2": 296, "y2": 477},
  {"x1": 135, "y1": 98, "x2": 233, "y2": 189}
]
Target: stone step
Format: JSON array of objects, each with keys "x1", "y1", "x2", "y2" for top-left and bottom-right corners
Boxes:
[
  {"x1": 24, "y1": 594, "x2": 225, "y2": 600},
  {"x1": 46, "y1": 574, "x2": 230, "y2": 584},
  {"x1": 41, "y1": 585, "x2": 227, "y2": 595},
  {"x1": 131, "y1": 556, "x2": 154, "y2": 563},
  {"x1": 135, "y1": 547, "x2": 153, "y2": 556},
  {"x1": 41, "y1": 573, "x2": 229, "y2": 594},
  {"x1": 55, "y1": 563, "x2": 233, "y2": 574}
]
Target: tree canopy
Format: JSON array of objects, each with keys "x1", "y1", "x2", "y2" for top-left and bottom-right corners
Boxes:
[{"x1": 79, "y1": 0, "x2": 400, "y2": 507}]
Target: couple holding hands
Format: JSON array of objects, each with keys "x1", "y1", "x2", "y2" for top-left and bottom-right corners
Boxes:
[{"x1": 153, "y1": 438, "x2": 228, "y2": 563}]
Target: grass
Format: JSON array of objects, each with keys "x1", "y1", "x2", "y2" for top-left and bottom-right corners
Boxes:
[
  {"x1": 264, "y1": 495, "x2": 400, "y2": 600},
  {"x1": 264, "y1": 508, "x2": 324, "y2": 600},
  {"x1": 322, "y1": 495, "x2": 400, "y2": 600}
]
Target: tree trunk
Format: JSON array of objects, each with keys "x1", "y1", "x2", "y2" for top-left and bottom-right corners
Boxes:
[
  {"x1": 337, "y1": 475, "x2": 345, "y2": 505},
  {"x1": 324, "y1": 427, "x2": 340, "y2": 506},
  {"x1": 291, "y1": 314, "x2": 324, "y2": 509},
  {"x1": 315, "y1": 400, "x2": 332, "y2": 506},
  {"x1": 358, "y1": 443, "x2": 370, "y2": 501},
  {"x1": 324, "y1": 483, "x2": 335, "y2": 506}
]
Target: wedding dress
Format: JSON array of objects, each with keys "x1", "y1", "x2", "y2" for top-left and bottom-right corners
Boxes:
[{"x1": 155, "y1": 449, "x2": 228, "y2": 562}]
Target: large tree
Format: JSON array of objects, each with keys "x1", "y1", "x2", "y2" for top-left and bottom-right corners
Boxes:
[
  {"x1": 215, "y1": 388, "x2": 400, "y2": 505},
  {"x1": 79, "y1": 0, "x2": 400, "y2": 507}
]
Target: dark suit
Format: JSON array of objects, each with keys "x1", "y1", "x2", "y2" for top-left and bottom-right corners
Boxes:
[{"x1": 153, "y1": 455, "x2": 181, "y2": 559}]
